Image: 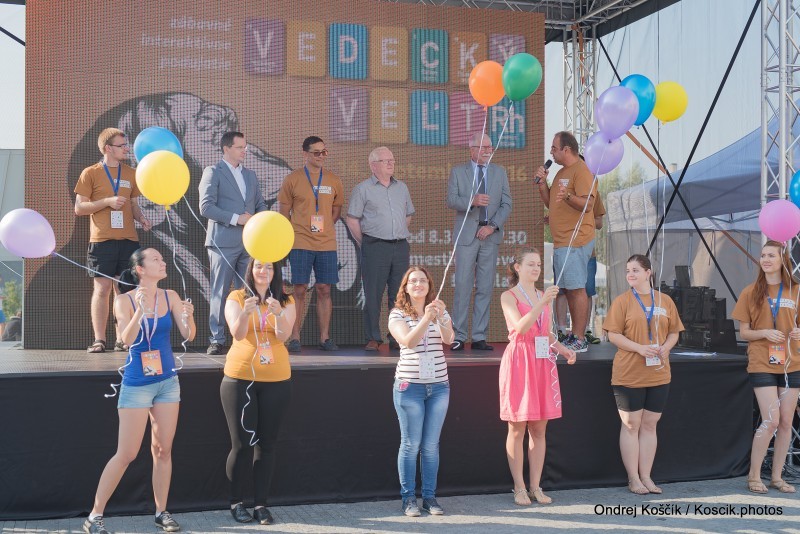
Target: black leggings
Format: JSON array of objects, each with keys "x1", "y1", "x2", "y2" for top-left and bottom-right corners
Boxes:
[{"x1": 220, "y1": 376, "x2": 292, "y2": 506}]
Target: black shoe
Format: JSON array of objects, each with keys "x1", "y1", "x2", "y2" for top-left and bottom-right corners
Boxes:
[
  {"x1": 320, "y1": 338, "x2": 339, "y2": 351},
  {"x1": 422, "y1": 498, "x2": 445, "y2": 515},
  {"x1": 402, "y1": 498, "x2": 421, "y2": 517},
  {"x1": 155, "y1": 511, "x2": 180, "y2": 532},
  {"x1": 253, "y1": 507, "x2": 274, "y2": 525},
  {"x1": 472, "y1": 340, "x2": 494, "y2": 351},
  {"x1": 207, "y1": 343, "x2": 224, "y2": 355},
  {"x1": 230, "y1": 503, "x2": 253, "y2": 523},
  {"x1": 286, "y1": 339, "x2": 302, "y2": 353},
  {"x1": 83, "y1": 516, "x2": 110, "y2": 534},
  {"x1": 450, "y1": 340, "x2": 465, "y2": 351}
]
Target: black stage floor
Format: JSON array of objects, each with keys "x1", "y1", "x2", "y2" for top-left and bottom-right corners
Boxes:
[{"x1": 0, "y1": 342, "x2": 752, "y2": 520}]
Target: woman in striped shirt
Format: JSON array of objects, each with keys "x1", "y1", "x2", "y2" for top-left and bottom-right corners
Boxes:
[{"x1": 388, "y1": 266, "x2": 454, "y2": 518}]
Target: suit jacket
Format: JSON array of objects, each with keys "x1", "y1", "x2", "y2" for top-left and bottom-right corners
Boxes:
[
  {"x1": 199, "y1": 160, "x2": 267, "y2": 248},
  {"x1": 446, "y1": 162, "x2": 512, "y2": 246}
]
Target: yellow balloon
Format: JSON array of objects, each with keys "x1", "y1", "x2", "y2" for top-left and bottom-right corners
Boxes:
[
  {"x1": 652, "y1": 81, "x2": 688, "y2": 123},
  {"x1": 242, "y1": 211, "x2": 295, "y2": 263},
  {"x1": 135, "y1": 150, "x2": 190, "y2": 207}
]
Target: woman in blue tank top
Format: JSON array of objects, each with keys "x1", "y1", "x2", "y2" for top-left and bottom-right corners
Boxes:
[{"x1": 83, "y1": 248, "x2": 196, "y2": 534}]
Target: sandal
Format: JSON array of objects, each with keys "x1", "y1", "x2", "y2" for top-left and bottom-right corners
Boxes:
[
  {"x1": 529, "y1": 487, "x2": 552, "y2": 504},
  {"x1": 769, "y1": 479, "x2": 796, "y2": 493},
  {"x1": 113, "y1": 340, "x2": 129, "y2": 352},
  {"x1": 747, "y1": 477, "x2": 768, "y2": 494},
  {"x1": 641, "y1": 477, "x2": 662, "y2": 494},
  {"x1": 628, "y1": 479, "x2": 650, "y2": 495},
  {"x1": 87, "y1": 339, "x2": 106, "y2": 353},
  {"x1": 512, "y1": 488, "x2": 531, "y2": 506}
]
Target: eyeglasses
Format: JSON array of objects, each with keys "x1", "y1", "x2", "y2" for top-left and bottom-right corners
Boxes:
[
  {"x1": 306, "y1": 149, "x2": 329, "y2": 157},
  {"x1": 375, "y1": 159, "x2": 395, "y2": 165},
  {"x1": 470, "y1": 146, "x2": 493, "y2": 152},
  {"x1": 109, "y1": 143, "x2": 129, "y2": 148},
  {"x1": 407, "y1": 278, "x2": 429, "y2": 285}
]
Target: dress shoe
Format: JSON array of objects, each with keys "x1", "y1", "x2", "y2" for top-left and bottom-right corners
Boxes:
[
  {"x1": 365, "y1": 340, "x2": 380, "y2": 351},
  {"x1": 230, "y1": 503, "x2": 252, "y2": 523},
  {"x1": 253, "y1": 507, "x2": 274, "y2": 525},
  {"x1": 472, "y1": 340, "x2": 494, "y2": 351},
  {"x1": 450, "y1": 340, "x2": 465, "y2": 351}
]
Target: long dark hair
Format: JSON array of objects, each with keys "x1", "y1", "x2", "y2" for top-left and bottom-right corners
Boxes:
[
  {"x1": 751, "y1": 240, "x2": 797, "y2": 317},
  {"x1": 244, "y1": 257, "x2": 290, "y2": 306},
  {"x1": 117, "y1": 248, "x2": 150, "y2": 294}
]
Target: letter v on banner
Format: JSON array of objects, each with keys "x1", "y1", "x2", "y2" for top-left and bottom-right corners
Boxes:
[{"x1": 245, "y1": 19, "x2": 285, "y2": 75}]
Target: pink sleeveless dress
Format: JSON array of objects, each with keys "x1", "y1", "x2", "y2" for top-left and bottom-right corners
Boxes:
[{"x1": 499, "y1": 292, "x2": 563, "y2": 422}]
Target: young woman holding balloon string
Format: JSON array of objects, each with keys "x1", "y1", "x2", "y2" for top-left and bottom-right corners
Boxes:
[
  {"x1": 732, "y1": 240, "x2": 800, "y2": 495},
  {"x1": 603, "y1": 254, "x2": 683, "y2": 496},
  {"x1": 83, "y1": 248, "x2": 196, "y2": 534},
  {"x1": 221, "y1": 257, "x2": 295, "y2": 525},
  {"x1": 499, "y1": 248, "x2": 576, "y2": 506}
]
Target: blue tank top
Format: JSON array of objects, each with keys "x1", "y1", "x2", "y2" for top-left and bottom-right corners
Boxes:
[{"x1": 122, "y1": 289, "x2": 177, "y2": 386}]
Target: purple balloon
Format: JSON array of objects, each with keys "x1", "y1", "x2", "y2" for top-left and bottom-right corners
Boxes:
[
  {"x1": 584, "y1": 132, "x2": 624, "y2": 175},
  {"x1": 595, "y1": 86, "x2": 639, "y2": 139},
  {"x1": 0, "y1": 208, "x2": 56, "y2": 258},
  {"x1": 759, "y1": 200, "x2": 800, "y2": 242}
]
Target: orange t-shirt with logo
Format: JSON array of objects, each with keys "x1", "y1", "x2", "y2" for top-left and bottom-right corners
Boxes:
[
  {"x1": 549, "y1": 160, "x2": 597, "y2": 248},
  {"x1": 277, "y1": 167, "x2": 344, "y2": 251},
  {"x1": 604, "y1": 289, "x2": 684, "y2": 387},
  {"x1": 732, "y1": 283, "x2": 800, "y2": 374},
  {"x1": 74, "y1": 162, "x2": 141, "y2": 242}
]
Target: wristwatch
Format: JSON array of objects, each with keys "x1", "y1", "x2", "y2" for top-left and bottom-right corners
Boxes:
[
  {"x1": 566, "y1": 193, "x2": 572, "y2": 201},
  {"x1": 488, "y1": 221, "x2": 498, "y2": 231}
]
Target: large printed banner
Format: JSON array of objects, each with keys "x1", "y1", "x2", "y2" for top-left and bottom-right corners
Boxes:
[{"x1": 26, "y1": 0, "x2": 544, "y2": 348}]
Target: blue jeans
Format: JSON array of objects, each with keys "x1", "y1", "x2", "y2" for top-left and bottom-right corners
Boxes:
[{"x1": 393, "y1": 379, "x2": 450, "y2": 499}]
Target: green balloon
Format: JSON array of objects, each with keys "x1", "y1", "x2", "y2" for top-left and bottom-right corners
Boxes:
[{"x1": 502, "y1": 53, "x2": 543, "y2": 101}]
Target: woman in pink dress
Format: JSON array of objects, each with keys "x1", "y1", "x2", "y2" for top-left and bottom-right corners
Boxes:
[{"x1": 499, "y1": 248, "x2": 576, "y2": 506}]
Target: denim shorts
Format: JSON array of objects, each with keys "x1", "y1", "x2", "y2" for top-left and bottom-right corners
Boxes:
[
  {"x1": 118, "y1": 375, "x2": 180, "y2": 409},
  {"x1": 288, "y1": 249, "x2": 339, "y2": 285},
  {"x1": 553, "y1": 239, "x2": 595, "y2": 290}
]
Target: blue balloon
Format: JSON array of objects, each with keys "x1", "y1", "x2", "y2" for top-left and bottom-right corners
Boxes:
[
  {"x1": 790, "y1": 169, "x2": 800, "y2": 209},
  {"x1": 133, "y1": 127, "x2": 184, "y2": 162},
  {"x1": 620, "y1": 74, "x2": 656, "y2": 126}
]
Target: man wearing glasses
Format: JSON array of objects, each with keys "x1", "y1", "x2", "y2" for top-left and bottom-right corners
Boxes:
[
  {"x1": 74, "y1": 128, "x2": 152, "y2": 354},
  {"x1": 447, "y1": 133, "x2": 512, "y2": 352},
  {"x1": 278, "y1": 136, "x2": 345, "y2": 353},
  {"x1": 199, "y1": 131, "x2": 268, "y2": 355},
  {"x1": 346, "y1": 147, "x2": 415, "y2": 352},
  {"x1": 534, "y1": 131, "x2": 597, "y2": 354}
]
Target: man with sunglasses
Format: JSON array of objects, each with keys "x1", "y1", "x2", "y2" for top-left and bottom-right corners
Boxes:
[
  {"x1": 278, "y1": 136, "x2": 345, "y2": 353},
  {"x1": 447, "y1": 133, "x2": 512, "y2": 352},
  {"x1": 74, "y1": 128, "x2": 152, "y2": 354}
]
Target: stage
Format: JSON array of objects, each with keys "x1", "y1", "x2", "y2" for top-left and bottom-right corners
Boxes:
[{"x1": 0, "y1": 342, "x2": 752, "y2": 521}]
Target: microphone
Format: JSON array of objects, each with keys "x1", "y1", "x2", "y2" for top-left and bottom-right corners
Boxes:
[{"x1": 534, "y1": 160, "x2": 552, "y2": 184}]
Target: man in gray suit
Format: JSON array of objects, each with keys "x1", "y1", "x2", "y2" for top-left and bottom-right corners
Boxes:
[
  {"x1": 446, "y1": 133, "x2": 512, "y2": 351},
  {"x1": 199, "y1": 131, "x2": 268, "y2": 355}
]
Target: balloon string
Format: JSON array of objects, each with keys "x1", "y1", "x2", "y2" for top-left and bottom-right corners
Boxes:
[
  {"x1": 165, "y1": 209, "x2": 189, "y2": 372},
  {"x1": 0, "y1": 260, "x2": 22, "y2": 279},
  {"x1": 104, "y1": 319, "x2": 146, "y2": 399},
  {"x1": 52, "y1": 253, "x2": 137, "y2": 286}
]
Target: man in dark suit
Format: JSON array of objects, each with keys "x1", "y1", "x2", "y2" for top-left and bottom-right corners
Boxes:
[
  {"x1": 199, "y1": 131, "x2": 267, "y2": 355},
  {"x1": 446, "y1": 133, "x2": 512, "y2": 351}
]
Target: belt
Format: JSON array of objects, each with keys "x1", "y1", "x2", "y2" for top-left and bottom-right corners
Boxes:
[
  {"x1": 364, "y1": 234, "x2": 406, "y2": 244},
  {"x1": 478, "y1": 221, "x2": 490, "y2": 226}
]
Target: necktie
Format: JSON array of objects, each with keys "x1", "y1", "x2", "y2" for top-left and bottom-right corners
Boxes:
[{"x1": 477, "y1": 165, "x2": 487, "y2": 222}]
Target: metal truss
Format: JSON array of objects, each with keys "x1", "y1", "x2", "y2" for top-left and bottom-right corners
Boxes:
[{"x1": 563, "y1": 25, "x2": 596, "y2": 146}]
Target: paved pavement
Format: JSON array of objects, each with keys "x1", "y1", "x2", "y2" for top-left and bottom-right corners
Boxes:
[{"x1": 2, "y1": 476, "x2": 799, "y2": 533}]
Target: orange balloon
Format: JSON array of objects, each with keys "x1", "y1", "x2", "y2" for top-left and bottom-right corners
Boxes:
[{"x1": 469, "y1": 61, "x2": 505, "y2": 108}]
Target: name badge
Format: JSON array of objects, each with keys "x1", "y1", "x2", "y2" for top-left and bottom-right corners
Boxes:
[
  {"x1": 258, "y1": 342, "x2": 274, "y2": 365},
  {"x1": 419, "y1": 352, "x2": 435, "y2": 380},
  {"x1": 118, "y1": 179, "x2": 131, "y2": 189},
  {"x1": 141, "y1": 349, "x2": 163, "y2": 376},
  {"x1": 110, "y1": 210, "x2": 124, "y2": 229},
  {"x1": 535, "y1": 336, "x2": 550, "y2": 359},
  {"x1": 769, "y1": 344, "x2": 786, "y2": 365},
  {"x1": 311, "y1": 215, "x2": 324, "y2": 233}
]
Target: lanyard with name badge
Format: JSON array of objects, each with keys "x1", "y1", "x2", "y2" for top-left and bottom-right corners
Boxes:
[
  {"x1": 140, "y1": 290, "x2": 163, "y2": 376},
  {"x1": 767, "y1": 282, "x2": 786, "y2": 365},
  {"x1": 304, "y1": 166, "x2": 325, "y2": 233},
  {"x1": 632, "y1": 288, "x2": 661, "y2": 367},
  {"x1": 103, "y1": 162, "x2": 125, "y2": 229},
  {"x1": 517, "y1": 285, "x2": 550, "y2": 359}
]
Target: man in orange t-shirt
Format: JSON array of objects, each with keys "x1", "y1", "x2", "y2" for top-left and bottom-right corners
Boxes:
[
  {"x1": 74, "y1": 128, "x2": 152, "y2": 353},
  {"x1": 535, "y1": 131, "x2": 597, "y2": 354}
]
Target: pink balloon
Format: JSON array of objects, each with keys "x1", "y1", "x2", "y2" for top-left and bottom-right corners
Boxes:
[
  {"x1": 759, "y1": 200, "x2": 800, "y2": 242},
  {"x1": 596, "y1": 86, "x2": 639, "y2": 139},
  {"x1": 0, "y1": 208, "x2": 56, "y2": 258},
  {"x1": 584, "y1": 132, "x2": 624, "y2": 175}
]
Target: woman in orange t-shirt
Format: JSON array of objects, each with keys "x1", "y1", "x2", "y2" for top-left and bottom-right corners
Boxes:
[
  {"x1": 603, "y1": 254, "x2": 683, "y2": 496},
  {"x1": 220, "y1": 258, "x2": 296, "y2": 525},
  {"x1": 732, "y1": 240, "x2": 800, "y2": 495}
]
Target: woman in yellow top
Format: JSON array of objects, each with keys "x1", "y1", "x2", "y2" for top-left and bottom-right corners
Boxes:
[
  {"x1": 732, "y1": 240, "x2": 800, "y2": 495},
  {"x1": 603, "y1": 254, "x2": 683, "y2": 495},
  {"x1": 221, "y1": 258, "x2": 296, "y2": 525}
]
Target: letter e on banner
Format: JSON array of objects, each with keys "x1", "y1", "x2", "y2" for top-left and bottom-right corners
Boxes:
[
  {"x1": 371, "y1": 88, "x2": 407, "y2": 143},
  {"x1": 287, "y1": 21, "x2": 326, "y2": 77},
  {"x1": 371, "y1": 26, "x2": 408, "y2": 81}
]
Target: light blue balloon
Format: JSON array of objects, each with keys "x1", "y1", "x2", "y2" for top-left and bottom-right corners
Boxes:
[
  {"x1": 790, "y1": 169, "x2": 800, "y2": 209},
  {"x1": 133, "y1": 127, "x2": 184, "y2": 162},
  {"x1": 620, "y1": 74, "x2": 656, "y2": 126}
]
